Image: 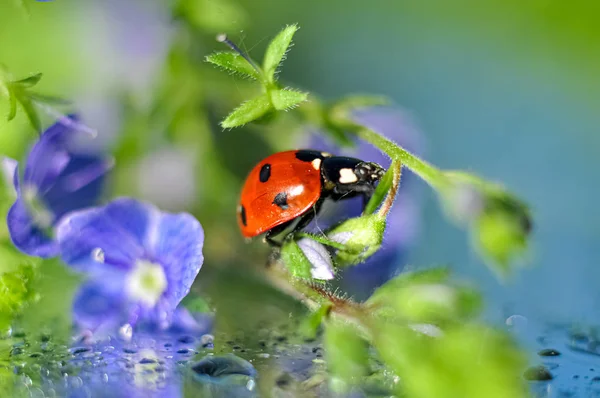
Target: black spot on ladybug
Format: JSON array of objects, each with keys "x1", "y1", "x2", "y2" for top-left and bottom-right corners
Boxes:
[
  {"x1": 273, "y1": 192, "x2": 289, "y2": 210},
  {"x1": 259, "y1": 164, "x2": 271, "y2": 183},
  {"x1": 240, "y1": 205, "x2": 247, "y2": 226},
  {"x1": 295, "y1": 150, "x2": 323, "y2": 162}
]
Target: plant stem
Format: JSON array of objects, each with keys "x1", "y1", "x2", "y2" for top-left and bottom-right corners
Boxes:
[
  {"x1": 265, "y1": 263, "x2": 372, "y2": 338},
  {"x1": 377, "y1": 160, "x2": 402, "y2": 218},
  {"x1": 354, "y1": 126, "x2": 446, "y2": 190}
]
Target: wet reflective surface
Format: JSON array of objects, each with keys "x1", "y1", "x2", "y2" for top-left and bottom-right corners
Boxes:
[{"x1": 4, "y1": 315, "x2": 600, "y2": 397}]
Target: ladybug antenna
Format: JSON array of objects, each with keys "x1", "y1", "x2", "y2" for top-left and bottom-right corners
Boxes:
[{"x1": 216, "y1": 33, "x2": 262, "y2": 74}]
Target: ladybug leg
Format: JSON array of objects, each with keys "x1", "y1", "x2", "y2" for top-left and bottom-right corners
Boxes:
[
  {"x1": 265, "y1": 232, "x2": 282, "y2": 247},
  {"x1": 289, "y1": 198, "x2": 324, "y2": 235},
  {"x1": 264, "y1": 219, "x2": 294, "y2": 247}
]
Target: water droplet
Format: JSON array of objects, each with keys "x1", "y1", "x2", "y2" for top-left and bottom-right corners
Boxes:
[
  {"x1": 257, "y1": 353, "x2": 270, "y2": 359},
  {"x1": 190, "y1": 354, "x2": 257, "y2": 378},
  {"x1": 139, "y1": 358, "x2": 156, "y2": 364},
  {"x1": 178, "y1": 335, "x2": 194, "y2": 344},
  {"x1": 200, "y1": 334, "x2": 214, "y2": 348},
  {"x1": 91, "y1": 247, "x2": 105, "y2": 263},
  {"x1": 68, "y1": 376, "x2": 83, "y2": 389},
  {"x1": 275, "y1": 373, "x2": 293, "y2": 388},
  {"x1": 119, "y1": 324, "x2": 133, "y2": 342},
  {"x1": 246, "y1": 379, "x2": 256, "y2": 391},
  {"x1": 177, "y1": 349, "x2": 191, "y2": 354},
  {"x1": 523, "y1": 365, "x2": 553, "y2": 381},
  {"x1": 102, "y1": 373, "x2": 109, "y2": 383},
  {"x1": 538, "y1": 348, "x2": 561, "y2": 357},
  {"x1": 71, "y1": 347, "x2": 91, "y2": 355},
  {"x1": 21, "y1": 375, "x2": 32, "y2": 387}
]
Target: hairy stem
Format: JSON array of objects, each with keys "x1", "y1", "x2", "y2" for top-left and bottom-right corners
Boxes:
[
  {"x1": 265, "y1": 262, "x2": 372, "y2": 338},
  {"x1": 354, "y1": 126, "x2": 446, "y2": 190},
  {"x1": 377, "y1": 160, "x2": 402, "y2": 218}
]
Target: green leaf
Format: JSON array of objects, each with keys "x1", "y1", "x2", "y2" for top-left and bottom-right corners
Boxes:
[
  {"x1": 0, "y1": 262, "x2": 37, "y2": 332},
  {"x1": 327, "y1": 213, "x2": 386, "y2": 266},
  {"x1": 279, "y1": 238, "x2": 313, "y2": 279},
  {"x1": 373, "y1": 323, "x2": 529, "y2": 398},
  {"x1": 27, "y1": 92, "x2": 71, "y2": 105},
  {"x1": 7, "y1": 91, "x2": 17, "y2": 121},
  {"x1": 221, "y1": 94, "x2": 272, "y2": 128},
  {"x1": 300, "y1": 302, "x2": 332, "y2": 339},
  {"x1": 19, "y1": 259, "x2": 80, "y2": 340},
  {"x1": 14, "y1": 73, "x2": 42, "y2": 88},
  {"x1": 17, "y1": 96, "x2": 41, "y2": 133},
  {"x1": 368, "y1": 267, "x2": 451, "y2": 305},
  {"x1": 367, "y1": 267, "x2": 483, "y2": 324},
  {"x1": 262, "y1": 24, "x2": 299, "y2": 83},
  {"x1": 269, "y1": 88, "x2": 307, "y2": 110},
  {"x1": 205, "y1": 51, "x2": 259, "y2": 80},
  {"x1": 363, "y1": 162, "x2": 396, "y2": 215},
  {"x1": 325, "y1": 320, "x2": 369, "y2": 387}
]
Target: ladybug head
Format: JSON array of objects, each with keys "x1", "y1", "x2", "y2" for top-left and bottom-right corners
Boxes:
[{"x1": 354, "y1": 161, "x2": 385, "y2": 184}]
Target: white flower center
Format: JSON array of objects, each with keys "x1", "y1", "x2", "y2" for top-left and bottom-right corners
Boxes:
[
  {"x1": 126, "y1": 260, "x2": 167, "y2": 307},
  {"x1": 22, "y1": 184, "x2": 53, "y2": 229}
]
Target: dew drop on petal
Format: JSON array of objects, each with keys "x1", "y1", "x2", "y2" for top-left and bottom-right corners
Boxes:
[
  {"x1": 91, "y1": 247, "x2": 105, "y2": 263},
  {"x1": 119, "y1": 324, "x2": 133, "y2": 342}
]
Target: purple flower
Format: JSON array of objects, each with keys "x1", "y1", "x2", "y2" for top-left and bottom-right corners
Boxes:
[
  {"x1": 6, "y1": 115, "x2": 112, "y2": 258},
  {"x1": 303, "y1": 106, "x2": 423, "y2": 298},
  {"x1": 56, "y1": 198, "x2": 204, "y2": 332}
]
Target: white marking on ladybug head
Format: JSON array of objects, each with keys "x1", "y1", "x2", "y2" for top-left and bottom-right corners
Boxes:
[
  {"x1": 311, "y1": 158, "x2": 322, "y2": 170},
  {"x1": 321, "y1": 152, "x2": 331, "y2": 157},
  {"x1": 339, "y1": 168, "x2": 358, "y2": 184}
]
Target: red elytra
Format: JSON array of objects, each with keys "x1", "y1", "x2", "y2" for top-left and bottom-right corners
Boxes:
[{"x1": 237, "y1": 150, "x2": 323, "y2": 238}]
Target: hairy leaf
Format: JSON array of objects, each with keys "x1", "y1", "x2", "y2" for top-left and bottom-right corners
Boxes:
[
  {"x1": 279, "y1": 238, "x2": 313, "y2": 279},
  {"x1": 263, "y1": 24, "x2": 298, "y2": 83},
  {"x1": 363, "y1": 162, "x2": 396, "y2": 215},
  {"x1": 221, "y1": 94, "x2": 272, "y2": 128},
  {"x1": 270, "y1": 88, "x2": 307, "y2": 110},
  {"x1": 205, "y1": 51, "x2": 259, "y2": 80}
]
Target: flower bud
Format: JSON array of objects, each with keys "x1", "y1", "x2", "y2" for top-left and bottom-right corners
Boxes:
[
  {"x1": 280, "y1": 237, "x2": 334, "y2": 281},
  {"x1": 327, "y1": 213, "x2": 386, "y2": 266},
  {"x1": 440, "y1": 171, "x2": 532, "y2": 274}
]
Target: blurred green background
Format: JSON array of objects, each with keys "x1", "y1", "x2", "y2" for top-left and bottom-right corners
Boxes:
[{"x1": 0, "y1": 0, "x2": 599, "y2": 328}]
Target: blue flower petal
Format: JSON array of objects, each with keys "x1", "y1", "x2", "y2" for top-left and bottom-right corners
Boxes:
[
  {"x1": 6, "y1": 197, "x2": 58, "y2": 258},
  {"x1": 148, "y1": 212, "x2": 204, "y2": 314},
  {"x1": 72, "y1": 280, "x2": 127, "y2": 334},
  {"x1": 44, "y1": 154, "x2": 113, "y2": 220},
  {"x1": 55, "y1": 199, "x2": 154, "y2": 273},
  {"x1": 23, "y1": 116, "x2": 78, "y2": 193}
]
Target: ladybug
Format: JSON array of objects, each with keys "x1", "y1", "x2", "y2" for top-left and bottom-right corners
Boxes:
[{"x1": 237, "y1": 149, "x2": 385, "y2": 246}]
